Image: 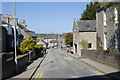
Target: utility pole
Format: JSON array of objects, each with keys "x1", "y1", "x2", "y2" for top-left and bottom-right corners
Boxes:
[{"x1": 13, "y1": 0, "x2": 18, "y2": 73}]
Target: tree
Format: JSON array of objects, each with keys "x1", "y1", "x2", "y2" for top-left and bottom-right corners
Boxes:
[
  {"x1": 80, "y1": 2, "x2": 101, "y2": 20},
  {"x1": 19, "y1": 35, "x2": 36, "y2": 54},
  {"x1": 65, "y1": 33, "x2": 73, "y2": 47}
]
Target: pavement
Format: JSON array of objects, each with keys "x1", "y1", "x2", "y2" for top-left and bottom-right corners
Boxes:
[
  {"x1": 62, "y1": 49, "x2": 120, "y2": 80},
  {"x1": 9, "y1": 52, "x2": 47, "y2": 80}
]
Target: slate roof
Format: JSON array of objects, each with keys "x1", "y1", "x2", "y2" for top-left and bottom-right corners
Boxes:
[
  {"x1": 2, "y1": 20, "x2": 7, "y2": 24},
  {"x1": 50, "y1": 40, "x2": 58, "y2": 43},
  {"x1": 17, "y1": 23, "x2": 27, "y2": 29},
  {"x1": 44, "y1": 35, "x2": 57, "y2": 39},
  {"x1": 76, "y1": 20, "x2": 96, "y2": 32}
]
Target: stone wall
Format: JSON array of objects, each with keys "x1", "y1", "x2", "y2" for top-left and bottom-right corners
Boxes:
[
  {"x1": 17, "y1": 54, "x2": 29, "y2": 69},
  {"x1": 96, "y1": 10, "x2": 104, "y2": 50},
  {"x1": 96, "y1": 6, "x2": 120, "y2": 51},
  {"x1": 81, "y1": 49, "x2": 120, "y2": 70},
  {"x1": 79, "y1": 32, "x2": 97, "y2": 50},
  {"x1": 1, "y1": 50, "x2": 43, "y2": 79},
  {"x1": 1, "y1": 52, "x2": 16, "y2": 79}
]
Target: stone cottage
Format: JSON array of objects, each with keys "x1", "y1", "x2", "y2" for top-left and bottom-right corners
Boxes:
[
  {"x1": 73, "y1": 19, "x2": 97, "y2": 56},
  {"x1": 96, "y1": 4, "x2": 120, "y2": 51}
]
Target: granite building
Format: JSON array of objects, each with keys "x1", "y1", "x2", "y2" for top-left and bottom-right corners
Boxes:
[
  {"x1": 96, "y1": 4, "x2": 120, "y2": 51},
  {"x1": 73, "y1": 19, "x2": 97, "y2": 56}
]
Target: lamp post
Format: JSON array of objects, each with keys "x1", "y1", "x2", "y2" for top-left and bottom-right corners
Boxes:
[{"x1": 13, "y1": 0, "x2": 18, "y2": 73}]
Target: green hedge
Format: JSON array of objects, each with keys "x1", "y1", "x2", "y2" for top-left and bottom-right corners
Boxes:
[{"x1": 35, "y1": 44, "x2": 43, "y2": 55}]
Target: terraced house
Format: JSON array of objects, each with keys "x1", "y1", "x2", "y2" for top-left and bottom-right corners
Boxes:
[
  {"x1": 0, "y1": 14, "x2": 7, "y2": 53},
  {"x1": 0, "y1": 14, "x2": 36, "y2": 53},
  {"x1": 2, "y1": 14, "x2": 23, "y2": 52}
]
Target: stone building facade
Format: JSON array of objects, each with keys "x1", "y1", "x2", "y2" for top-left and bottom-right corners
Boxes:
[
  {"x1": 73, "y1": 19, "x2": 97, "y2": 56},
  {"x1": 44, "y1": 35, "x2": 58, "y2": 48},
  {"x1": 96, "y1": 5, "x2": 120, "y2": 51},
  {"x1": 58, "y1": 36, "x2": 66, "y2": 49}
]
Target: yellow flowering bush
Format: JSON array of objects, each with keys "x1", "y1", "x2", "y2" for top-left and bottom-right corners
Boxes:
[{"x1": 19, "y1": 35, "x2": 36, "y2": 54}]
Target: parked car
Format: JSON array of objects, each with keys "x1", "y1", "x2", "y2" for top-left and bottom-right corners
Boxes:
[{"x1": 70, "y1": 49, "x2": 73, "y2": 54}]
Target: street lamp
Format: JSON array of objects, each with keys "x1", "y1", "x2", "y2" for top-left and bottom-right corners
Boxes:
[{"x1": 13, "y1": 0, "x2": 18, "y2": 73}]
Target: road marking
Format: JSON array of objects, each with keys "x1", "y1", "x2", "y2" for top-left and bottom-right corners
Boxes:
[
  {"x1": 35, "y1": 72, "x2": 40, "y2": 80},
  {"x1": 92, "y1": 71, "x2": 115, "y2": 80},
  {"x1": 64, "y1": 57, "x2": 73, "y2": 60},
  {"x1": 35, "y1": 72, "x2": 43, "y2": 80},
  {"x1": 39, "y1": 72, "x2": 42, "y2": 78},
  {"x1": 93, "y1": 71, "x2": 104, "y2": 75}
]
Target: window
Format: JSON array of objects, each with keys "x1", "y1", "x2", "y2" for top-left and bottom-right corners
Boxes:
[
  {"x1": 103, "y1": 11, "x2": 107, "y2": 26},
  {"x1": 87, "y1": 25, "x2": 90, "y2": 29},
  {"x1": 115, "y1": 23, "x2": 118, "y2": 26},
  {"x1": 88, "y1": 43, "x2": 92, "y2": 48}
]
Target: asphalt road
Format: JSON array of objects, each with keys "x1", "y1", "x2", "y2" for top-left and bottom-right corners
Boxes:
[{"x1": 32, "y1": 48, "x2": 117, "y2": 80}]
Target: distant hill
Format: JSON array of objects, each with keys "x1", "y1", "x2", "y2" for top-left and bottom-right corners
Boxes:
[{"x1": 35, "y1": 33, "x2": 64, "y2": 38}]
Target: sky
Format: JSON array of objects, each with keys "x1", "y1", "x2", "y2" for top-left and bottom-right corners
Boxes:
[{"x1": 2, "y1": 2, "x2": 90, "y2": 34}]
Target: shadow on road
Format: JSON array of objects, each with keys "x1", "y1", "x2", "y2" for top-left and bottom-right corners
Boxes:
[
  {"x1": 41, "y1": 61, "x2": 54, "y2": 67},
  {"x1": 66, "y1": 71, "x2": 120, "y2": 80}
]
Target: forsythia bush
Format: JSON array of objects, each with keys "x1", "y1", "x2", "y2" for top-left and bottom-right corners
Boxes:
[{"x1": 19, "y1": 35, "x2": 36, "y2": 54}]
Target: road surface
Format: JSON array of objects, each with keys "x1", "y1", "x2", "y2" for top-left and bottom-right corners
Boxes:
[{"x1": 31, "y1": 48, "x2": 116, "y2": 80}]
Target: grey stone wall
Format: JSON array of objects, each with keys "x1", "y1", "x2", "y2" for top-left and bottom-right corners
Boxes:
[
  {"x1": 17, "y1": 54, "x2": 29, "y2": 69},
  {"x1": 96, "y1": 10, "x2": 104, "y2": 49},
  {"x1": 96, "y1": 6, "x2": 120, "y2": 51},
  {"x1": 2, "y1": 52, "x2": 16, "y2": 79},
  {"x1": 1, "y1": 50, "x2": 41, "y2": 79},
  {"x1": 81, "y1": 49, "x2": 120, "y2": 70},
  {"x1": 105, "y1": 7, "x2": 116, "y2": 49},
  {"x1": 28, "y1": 51, "x2": 36, "y2": 61}
]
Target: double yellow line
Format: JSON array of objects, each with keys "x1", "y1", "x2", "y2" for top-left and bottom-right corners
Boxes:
[
  {"x1": 93, "y1": 71, "x2": 104, "y2": 75},
  {"x1": 35, "y1": 72, "x2": 43, "y2": 80},
  {"x1": 93, "y1": 71, "x2": 114, "y2": 80}
]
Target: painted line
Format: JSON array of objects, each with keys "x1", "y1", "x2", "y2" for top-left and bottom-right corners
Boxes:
[
  {"x1": 93, "y1": 71, "x2": 104, "y2": 75},
  {"x1": 35, "y1": 72, "x2": 40, "y2": 80},
  {"x1": 29, "y1": 53, "x2": 47, "y2": 80},
  {"x1": 39, "y1": 72, "x2": 43, "y2": 78},
  {"x1": 35, "y1": 72, "x2": 43, "y2": 80},
  {"x1": 92, "y1": 70, "x2": 115, "y2": 80}
]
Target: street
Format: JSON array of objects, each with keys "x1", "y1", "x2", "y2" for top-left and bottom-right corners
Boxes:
[{"x1": 31, "y1": 48, "x2": 116, "y2": 80}]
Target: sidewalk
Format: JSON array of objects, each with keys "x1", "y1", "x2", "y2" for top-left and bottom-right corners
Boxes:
[
  {"x1": 10, "y1": 53, "x2": 47, "y2": 79},
  {"x1": 60, "y1": 49, "x2": 120, "y2": 80}
]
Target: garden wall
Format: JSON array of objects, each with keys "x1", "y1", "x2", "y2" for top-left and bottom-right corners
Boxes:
[
  {"x1": 1, "y1": 50, "x2": 43, "y2": 79},
  {"x1": 81, "y1": 49, "x2": 120, "y2": 70}
]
